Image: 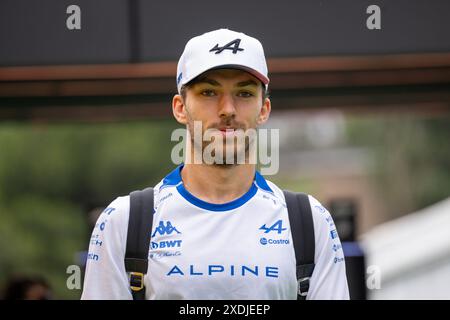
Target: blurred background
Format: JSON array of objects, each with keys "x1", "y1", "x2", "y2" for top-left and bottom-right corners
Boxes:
[{"x1": 0, "y1": 0, "x2": 449, "y2": 299}]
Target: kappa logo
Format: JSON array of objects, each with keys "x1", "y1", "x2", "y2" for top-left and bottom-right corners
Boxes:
[
  {"x1": 209, "y1": 38, "x2": 244, "y2": 54},
  {"x1": 151, "y1": 220, "x2": 181, "y2": 237}
]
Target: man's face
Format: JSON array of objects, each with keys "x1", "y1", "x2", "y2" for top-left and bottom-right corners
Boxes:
[{"x1": 173, "y1": 68, "x2": 271, "y2": 165}]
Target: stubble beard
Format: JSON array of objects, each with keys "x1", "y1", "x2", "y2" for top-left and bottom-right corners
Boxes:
[{"x1": 187, "y1": 120, "x2": 256, "y2": 167}]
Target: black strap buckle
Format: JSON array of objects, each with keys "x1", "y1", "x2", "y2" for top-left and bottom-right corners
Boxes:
[
  {"x1": 129, "y1": 272, "x2": 144, "y2": 292},
  {"x1": 297, "y1": 277, "x2": 311, "y2": 297}
]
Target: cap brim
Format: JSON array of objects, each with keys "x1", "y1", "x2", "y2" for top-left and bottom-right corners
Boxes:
[
  {"x1": 210, "y1": 64, "x2": 269, "y2": 85},
  {"x1": 183, "y1": 64, "x2": 269, "y2": 89}
]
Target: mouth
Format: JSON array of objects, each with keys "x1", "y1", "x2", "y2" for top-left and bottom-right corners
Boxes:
[{"x1": 217, "y1": 127, "x2": 237, "y2": 137}]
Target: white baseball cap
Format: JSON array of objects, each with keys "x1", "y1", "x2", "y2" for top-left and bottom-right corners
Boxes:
[{"x1": 176, "y1": 28, "x2": 269, "y2": 93}]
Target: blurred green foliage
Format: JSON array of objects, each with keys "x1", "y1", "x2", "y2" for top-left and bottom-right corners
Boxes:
[
  {"x1": 0, "y1": 120, "x2": 179, "y2": 299},
  {"x1": 345, "y1": 115, "x2": 450, "y2": 217}
]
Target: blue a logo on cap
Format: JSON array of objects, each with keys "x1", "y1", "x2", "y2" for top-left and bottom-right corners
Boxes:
[{"x1": 177, "y1": 72, "x2": 183, "y2": 85}]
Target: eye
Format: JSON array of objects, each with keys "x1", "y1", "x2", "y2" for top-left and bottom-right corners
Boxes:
[
  {"x1": 201, "y1": 89, "x2": 216, "y2": 97},
  {"x1": 238, "y1": 91, "x2": 254, "y2": 98}
]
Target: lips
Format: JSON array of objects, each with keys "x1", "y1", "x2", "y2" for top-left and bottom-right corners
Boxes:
[{"x1": 215, "y1": 127, "x2": 237, "y2": 137}]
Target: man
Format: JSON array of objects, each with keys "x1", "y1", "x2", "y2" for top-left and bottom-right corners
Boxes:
[{"x1": 81, "y1": 28, "x2": 349, "y2": 300}]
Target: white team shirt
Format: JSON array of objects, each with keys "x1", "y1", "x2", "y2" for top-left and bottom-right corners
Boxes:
[{"x1": 81, "y1": 165, "x2": 349, "y2": 300}]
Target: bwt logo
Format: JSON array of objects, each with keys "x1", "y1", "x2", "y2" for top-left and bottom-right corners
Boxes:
[
  {"x1": 151, "y1": 240, "x2": 182, "y2": 249},
  {"x1": 151, "y1": 221, "x2": 181, "y2": 237}
]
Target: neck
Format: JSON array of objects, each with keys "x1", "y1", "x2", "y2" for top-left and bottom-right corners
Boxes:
[{"x1": 181, "y1": 162, "x2": 256, "y2": 204}]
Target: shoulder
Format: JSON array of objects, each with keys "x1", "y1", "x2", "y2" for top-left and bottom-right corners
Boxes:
[
  {"x1": 102, "y1": 195, "x2": 130, "y2": 221},
  {"x1": 258, "y1": 178, "x2": 286, "y2": 203},
  {"x1": 306, "y1": 195, "x2": 339, "y2": 250},
  {"x1": 101, "y1": 182, "x2": 165, "y2": 228},
  {"x1": 85, "y1": 195, "x2": 131, "y2": 263},
  {"x1": 261, "y1": 180, "x2": 334, "y2": 236},
  {"x1": 261, "y1": 179, "x2": 326, "y2": 215},
  {"x1": 307, "y1": 194, "x2": 333, "y2": 226},
  {"x1": 307, "y1": 194, "x2": 331, "y2": 219}
]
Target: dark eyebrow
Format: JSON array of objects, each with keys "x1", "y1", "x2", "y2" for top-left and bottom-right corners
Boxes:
[
  {"x1": 236, "y1": 80, "x2": 258, "y2": 87},
  {"x1": 192, "y1": 77, "x2": 221, "y2": 87},
  {"x1": 191, "y1": 77, "x2": 259, "y2": 88}
]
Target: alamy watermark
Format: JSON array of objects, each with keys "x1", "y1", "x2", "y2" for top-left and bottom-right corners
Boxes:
[
  {"x1": 66, "y1": 265, "x2": 81, "y2": 290},
  {"x1": 366, "y1": 5, "x2": 381, "y2": 30},
  {"x1": 66, "y1": 5, "x2": 81, "y2": 30},
  {"x1": 65, "y1": 5, "x2": 380, "y2": 32},
  {"x1": 366, "y1": 265, "x2": 381, "y2": 290}
]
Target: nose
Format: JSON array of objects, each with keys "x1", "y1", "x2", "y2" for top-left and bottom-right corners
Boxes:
[{"x1": 218, "y1": 93, "x2": 236, "y2": 119}]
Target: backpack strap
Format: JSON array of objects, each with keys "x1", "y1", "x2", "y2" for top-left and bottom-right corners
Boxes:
[
  {"x1": 125, "y1": 187, "x2": 154, "y2": 300},
  {"x1": 283, "y1": 190, "x2": 316, "y2": 300}
]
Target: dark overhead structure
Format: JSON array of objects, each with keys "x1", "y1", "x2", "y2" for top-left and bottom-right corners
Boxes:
[{"x1": 1, "y1": 0, "x2": 450, "y2": 121}]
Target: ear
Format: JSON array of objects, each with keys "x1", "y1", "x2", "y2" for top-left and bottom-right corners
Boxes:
[
  {"x1": 172, "y1": 94, "x2": 188, "y2": 125},
  {"x1": 256, "y1": 97, "x2": 271, "y2": 125}
]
